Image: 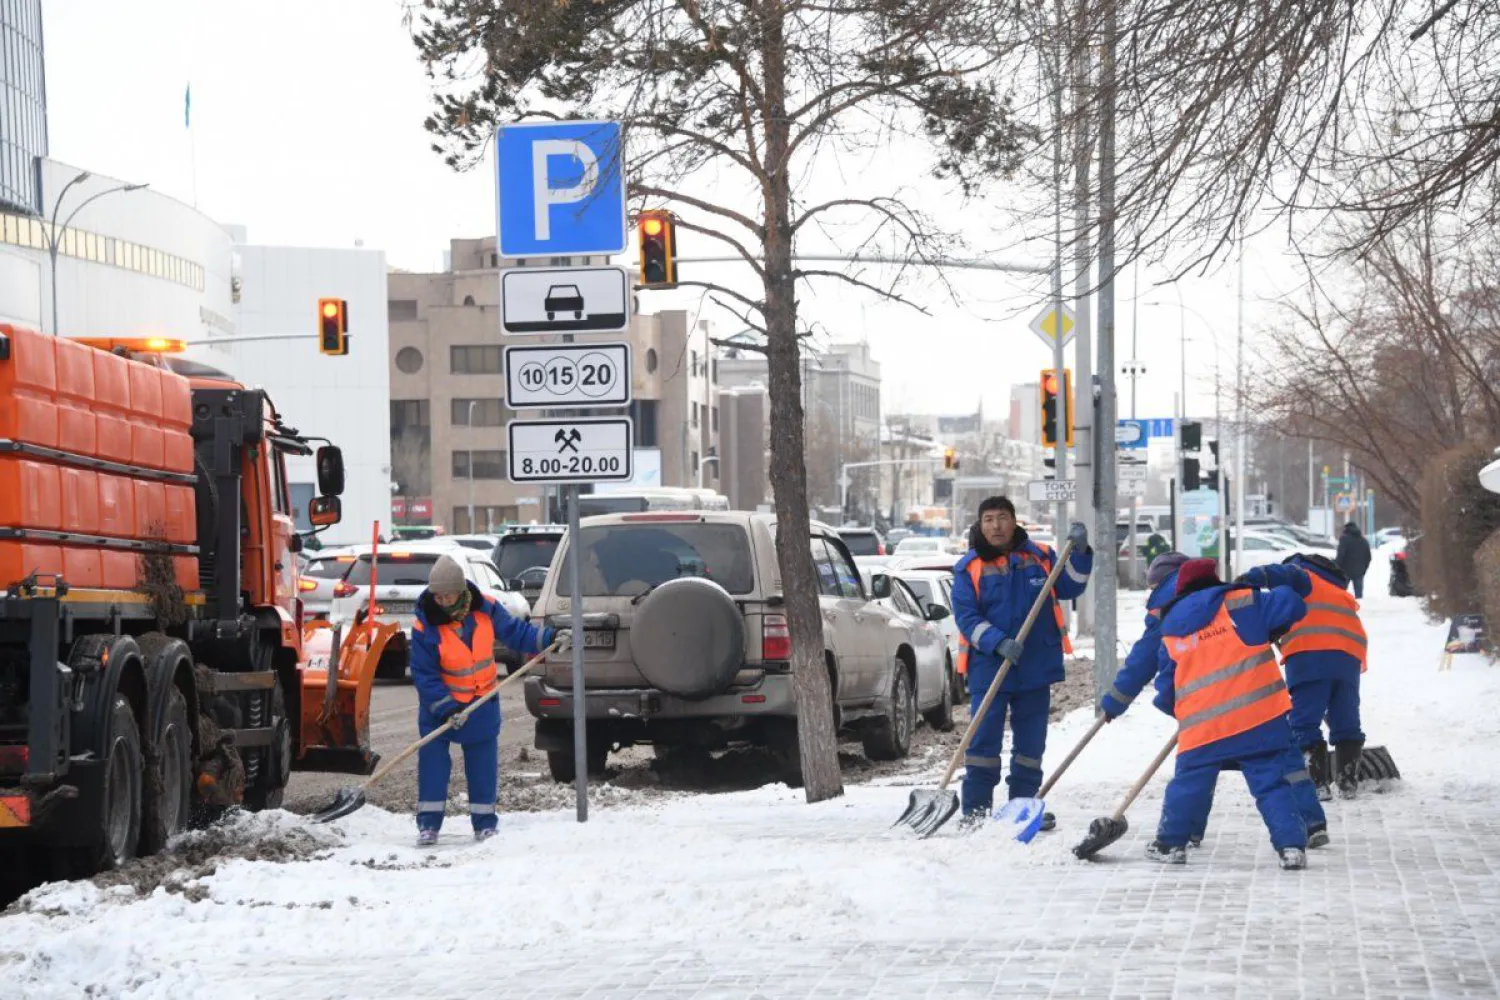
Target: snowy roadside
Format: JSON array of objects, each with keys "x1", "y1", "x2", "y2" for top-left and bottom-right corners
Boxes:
[{"x1": 5, "y1": 559, "x2": 1498, "y2": 998}]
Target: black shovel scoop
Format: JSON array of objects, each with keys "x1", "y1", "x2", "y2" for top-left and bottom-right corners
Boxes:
[{"x1": 1073, "y1": 732, "x2": 1177, "y2": 860}]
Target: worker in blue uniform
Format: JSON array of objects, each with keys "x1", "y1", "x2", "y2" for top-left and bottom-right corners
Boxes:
[
  {"x1": 410, "y1": 554, "x2": 554, "y2": 845},
  {"x1": 950, "y1": 495, "x2": 1093, "y2": 826},
  {"x1": 1146, "y1": 559, "x2": 1318, "y2": 869}
]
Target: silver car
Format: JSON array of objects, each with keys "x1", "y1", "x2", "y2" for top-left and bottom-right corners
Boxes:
[{"x1": 296, "y1": 546, "x2": 362, "y2": 619}]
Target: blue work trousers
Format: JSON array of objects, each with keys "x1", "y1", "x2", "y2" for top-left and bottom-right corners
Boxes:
[
  {"x1": 1289, "y1": 677, "x2": 1365, "y2": 747},
  {"x1": 415, "y1": 699, "x2": 500, "y2": 833},
  {"x1": 1157, "y1": 746, "x2": 1310, "y2": 852},
  {"x1": 960, "y1": 683, "x2": 1050, "y2": 815}
]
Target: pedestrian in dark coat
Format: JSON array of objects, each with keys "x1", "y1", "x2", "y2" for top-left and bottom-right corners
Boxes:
[{"x1": 1335, "y1": 523, "x2": 1372, "y2": 598}]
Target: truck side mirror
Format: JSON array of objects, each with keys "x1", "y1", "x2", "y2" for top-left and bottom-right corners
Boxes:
[
  {"x1": 309, "y1": 496, "x2": 342, "y2": 527},
  {"x1": 316, "y1": 445, "x2": 345, "y2": 496}
]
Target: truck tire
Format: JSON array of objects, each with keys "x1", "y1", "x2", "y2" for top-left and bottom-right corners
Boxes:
[
  {"x1": 630, "y1": 578, "x2": 745, "y2": 700},
  {"x1": 87, "y1": 695, "x2": 144, "y2": 871},
  {"x1": 863, "y1": 659, "x2": 915, "y2": 761},
  {"x1": 242, "y1": 679, "x2": 289, "y2": 811},
  {"x1": 141, "y1": 686, "x2": 193, "y2": 853}
]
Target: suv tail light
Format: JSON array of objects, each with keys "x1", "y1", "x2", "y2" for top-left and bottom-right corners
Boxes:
[
  {"x1": 298, "y1": 578, "x2": 318, "y2": 592},
  {"x1": 878, "y1": 542, "x2": 886, "y2": 555},
  {"x1": 763, "y1": 614, "x2": 791, "y2": 661},
  {"x1": 333, "y1": 581, "x2": 357, "y2": 598}
]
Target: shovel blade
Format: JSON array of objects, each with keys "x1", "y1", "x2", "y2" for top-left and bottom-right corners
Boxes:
[
  {"x1": 1073, "y1": 815, "x2": 1129, "y2": 860},
  {"x1": 307, "y1": 786, "x2": 366, "y2": 825},
  {"x1": 895, "y1": 788, "x2": 961, "y2": 838},
  {"x1": 994, "y1": 797, "x2": 1046, "y2": 844}
]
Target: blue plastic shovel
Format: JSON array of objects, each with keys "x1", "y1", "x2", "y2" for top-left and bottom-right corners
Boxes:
[{"x1": 993, "y1": 714, "x2": 1109, "y2": 843}]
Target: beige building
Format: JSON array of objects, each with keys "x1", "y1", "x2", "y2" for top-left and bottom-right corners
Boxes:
[{"x1": 387, "y1": 237, "x2": 720, "y2": 532}]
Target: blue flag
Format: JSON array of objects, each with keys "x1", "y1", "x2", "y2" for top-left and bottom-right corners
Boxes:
[{"x1": 184, "y1": 84, "x2": 191, "y2": 129}]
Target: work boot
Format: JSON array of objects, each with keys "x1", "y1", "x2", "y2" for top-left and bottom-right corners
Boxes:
[
  {"x1": 957, "y1": 812, "x2": 987, "y2": 834},
  {"x1": 1279, "y1": 847, "x2": 1307, "y2": 870},
  {"x1": 1188, "y1": 835, "x2": 1204, "y2": 849},
  {"x1": 417, "y1": 828, "x2": 440, "y2": 847},
  {"x1": 1146, "y1": 840, "x2": 1187, "y2": 865},
  {"x1": 1307, "y1": 823, "x2": 1330, "y2": 849},
  {"x1": 1334, "y1": 740, "x2": 1364, "y2": 799},
  {"x1": 474, "y1": 827, "x2": 499, "y2": 843},
  {"x1": 1303, "y1": 742, "x2": 1333, "y2": 802}
]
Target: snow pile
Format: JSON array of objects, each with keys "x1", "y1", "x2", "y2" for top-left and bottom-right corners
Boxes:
[{"x1": 3, "y1": 577, "x2": 1498, "y2": 998}]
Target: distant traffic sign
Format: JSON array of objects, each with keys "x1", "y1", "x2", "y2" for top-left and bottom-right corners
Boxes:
[
  {"x1": 1115, "y1": 419, "x2": 1148, "y2": 448},
  {"x1": 505, "y1": 343, "x2": 631, "y2": 409},
  {"x1": 496, "y1": 121, "x2": 628, "y2": 259},
  {"x1": 501, "y1": 266, "x2": 630, "y2": 335},
  {"x1": 508, "y1": 418, "x2": 634, "y2": 484},
  {"x1": 1119, "y1": 463, "x2": 1148, "y2": 499},
  {"x1": 1334, "y1": 492, "x2": 1355, "y2": 514},
  {"x1": 1028, "y1": 479, "x2": 1076, "y2": 503},
  {"x1": 1029, "y1": 303, "x2": 1076, "y2": 349}
]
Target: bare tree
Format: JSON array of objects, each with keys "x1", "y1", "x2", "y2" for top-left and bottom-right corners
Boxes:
[{"x1": 410, "y1": 0, "x2": 1034, "y2": 801}]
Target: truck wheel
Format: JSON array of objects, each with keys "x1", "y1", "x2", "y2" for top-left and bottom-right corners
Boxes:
[
  {"x1": 863, "y1": 660, "x2": 915, "y2": 761},
  {"x1": 242, "y1": 680, "x2": 289, "y2": 811},
  {"x1": 141, "y1": 686, "x2": 193, "y2": 853},
  {"x1": 924, "y1": 656, "x2": 956, "y2": 732},
  {"x1": 95, "y1": 695, "x2": 144, "y2": 870}
]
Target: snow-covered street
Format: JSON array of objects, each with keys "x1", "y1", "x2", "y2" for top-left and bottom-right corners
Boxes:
[{"x1": 5, "y1": 558, "x2": 1499, "y2": 999}]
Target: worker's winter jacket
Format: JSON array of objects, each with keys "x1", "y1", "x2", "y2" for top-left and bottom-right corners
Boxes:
[
  {"x1": 1242, "y1": 559, "x2": 1366, "y2": 685},
  {"x1": 1100, "y1": 569, "x2": 1179, "y2": 718},
  {"x1": 411, "y1": 581, "x2": 550, "y2": 728}
]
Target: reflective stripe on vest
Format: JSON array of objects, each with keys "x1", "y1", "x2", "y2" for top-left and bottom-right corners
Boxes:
[
  {"x1": 437, "y1": 613, "x2": 498, "y2": 704},
  {"x1": 1278, "y1": 573, "x2": 1368, "y2": 671},
  {"x1": 956, "y1": 549, "x2": 1072, "y2": 675},
  {"x1": 1165, "y1": 595, "x2": 1291, "y2": 752}
]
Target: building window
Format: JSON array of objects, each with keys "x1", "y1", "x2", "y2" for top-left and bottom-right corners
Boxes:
[
  {"x1": 632, "y1": 400, "x2": 659, "y2": 447},
  {"x1": 692, "y1": 402, "x2": 700, "y2": 428},
  {"x1": 462, "y1": 294, "x2": 476, "y2": 306},
  {"x1": 452, "y1": 398, "x2": 509, "y2": 427},
  {"x1": 712, "y1": 406, "x2": 719, "y2": 432},
  {"x1": 452, "y1": 450, "x2": 508, "y2": 480},
  {"x1": 451, "y1": 345, "x2": 502, "y2": 374},
  {"x1": 646, "y1": 348, "x2": 658, "y2": 374},
  {"x1": 389, "y1": 299, "x2": 418, "y2": 321},
  {"x1": 390, "y1": 399, "x2": 430, "y2": 430},
  {"x1": 691, "y1": 351, "x2": 700, "y2": 377},
  {"x1": 394, "y1": 347, "x2": 424, "y2": 374}
]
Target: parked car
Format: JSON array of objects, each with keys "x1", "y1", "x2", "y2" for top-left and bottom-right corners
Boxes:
[
  {"x1": 1230, "y1": 530, "x2": 1301, "y2": 573},
  {"x1": 891, "y1": 568, "x2": 963, "y2": 705},
  {"x1": 445, "y1": 533, "x2": 503, "y2": 552},
  {"x1": 884, "y1": 528, "x2": 914, "y2": 549},
  {"x1": 1374, "y1": 526, "x2": 1406, "y2": 547},
  {"x1": 894, "y1": 536, "x2": 946, "y2": 557},
  {"x1": 297, "y1": 546, "x2": 362, "y2": 619},
  {"x1": 330, "y1": 546, "x2": 531, "y2": 678},
  {"x1": 493, "y1": 524, "x2": 567, "y2": 610},
  {"x1": 525, "y1": 511, "x2": 951, "y2": 783},
  {"x1": 864, "y1": 571, "x2": 953, "y2": 731},
  {"x1": 837, "y1": 526, "x2": 886, "y2": 557}
]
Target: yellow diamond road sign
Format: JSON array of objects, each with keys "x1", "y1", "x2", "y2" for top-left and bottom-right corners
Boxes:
[{"x1": 1029, "y1": 304, "x2": 1076, "y2": 348}]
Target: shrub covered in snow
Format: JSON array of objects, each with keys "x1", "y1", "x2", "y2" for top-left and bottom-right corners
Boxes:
[{"x1": 1420, "y1": 441, "x2": 1500, "y2": 618}]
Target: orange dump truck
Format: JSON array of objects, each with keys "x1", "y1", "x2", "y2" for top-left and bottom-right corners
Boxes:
[{"x1": 0, "y1": 325, "x2": 389, "y2": 877}]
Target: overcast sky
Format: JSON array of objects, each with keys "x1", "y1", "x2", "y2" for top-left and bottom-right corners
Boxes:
[{"x1": 42, "y1": 0, "x2": 1303, "y2": 423}]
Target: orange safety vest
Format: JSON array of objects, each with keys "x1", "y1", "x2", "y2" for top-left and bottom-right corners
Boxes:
[
  {"x1": 1164, "y1": 591, "x2": 1292, "y2": 752},
  {"x1": 955, "y1": 549, "x2": 1072, "y2": 675},
  {"x1": 435, "y1": 613, "x2": 498, "y2": 704},
  {"x1": 1277, "y1": 572, "x2": 1368, "y2": 671}
]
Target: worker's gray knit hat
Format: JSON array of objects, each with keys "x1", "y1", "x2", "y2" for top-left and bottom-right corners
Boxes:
[
  {"x1": 429, "y1": 553, "x2": 466, "y2": 595},
  {"x1": 1146, "y1": 551, "x2": 1191, "y2": 590}
]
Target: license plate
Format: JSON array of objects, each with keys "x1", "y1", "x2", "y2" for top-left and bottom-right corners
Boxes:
[
  {"x1": 381, "y1": 601, "x2": 416, "y2": 615},
  {"x1": 582, "y1": 630, "x2": 615, "y2": 649}
]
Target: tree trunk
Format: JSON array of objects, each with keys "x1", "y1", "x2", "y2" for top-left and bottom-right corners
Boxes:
[{"x1": 761, "y1": 1, "x2": 843, "y2": 804}]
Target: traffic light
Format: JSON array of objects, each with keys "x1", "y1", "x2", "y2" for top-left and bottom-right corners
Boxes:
[
  {"x1": 637, "y1": 210, "x2": 678, "y2": 287},
  {"x1": 1181, "y1": 420, "x2": 1201, "y2": 451},
  {"x1": 943, "y1": 447, "x2": 958, "y2": 470},
  {"x1": 1039, "y1": 368, "x2": 1074, "y2": 448},
  {"x1": 318, "y1": 297, "x2": 348, "y2": 356},
  {"x1": 1182, "y1": 456, "x2": 1201, "y2": 492}
]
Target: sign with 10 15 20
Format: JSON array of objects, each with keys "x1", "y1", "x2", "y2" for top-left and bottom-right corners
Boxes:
[{"x1": 505, "y1": 343, "x2": 630, "y2": 409}]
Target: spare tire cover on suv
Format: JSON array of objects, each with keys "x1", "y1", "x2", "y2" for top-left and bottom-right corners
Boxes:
[{"x1": 631, "y1": 577, "x2": 745, "y2": 700}]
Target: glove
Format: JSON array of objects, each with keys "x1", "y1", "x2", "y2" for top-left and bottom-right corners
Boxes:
[
  {"x1": 997, "y1": 637, "x2": 1025, "y2": 663},
  {"x1": 553, "y1": 628, "x2": 572, "y2": 651},
  {"x1": 1235, "y1": 567, "x2": 1268, "y2": 589},
  {"x1": 430, "y1": 699, "x2": 464, "y2": 725},
  {"x1": 1067, "y1": 521, "x2": 1090, "y2": 552},
  {"x1": 1099, "y1": 698, "x2": 1124, "y2": 722}
]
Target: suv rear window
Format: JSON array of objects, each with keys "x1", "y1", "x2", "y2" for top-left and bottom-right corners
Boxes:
[
  {"x1": 345, "y1": 553, "x2": 442, "y2": 587},
  {"x1": 495, "y1": 535, "x2": 562, "y2": 580},
  {"x1": 559, "y1": 523, "x2": 755, "y2": 596},
  {"x1": 839, "y1": 531, "x2": 882, "y2": 556},
  {"x1": 304, "y1": 558, "x2": 355, "y2": 579}
]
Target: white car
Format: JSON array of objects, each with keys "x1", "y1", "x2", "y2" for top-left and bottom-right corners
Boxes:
[
  {"x1": 892, "y1": 569, "x2": 963, "y2": 705},
  {"x1": 1233, "y1": 530, "x2": 1302, "y2": 572},
  {"x1": 296, "y1": 546, "x2": 364, "y2": 619},
  {"x1": 330, "y1": 547, "x2": 532, "y2": 678},
  {"x1": 860, "y1": 568, "x2": 955, "y2": 732},
  {"x1": 1373, "y1": 527, "x2": 1405, "y2": 547},
  {"x1": 893, "y1": 536, "x2": 946, "y2": 557}
]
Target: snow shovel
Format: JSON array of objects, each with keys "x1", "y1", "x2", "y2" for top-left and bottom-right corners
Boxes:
[
  {"x1": 1357, "y1": 745, "x2": 1401, "y2": 790},
  {"x1": 994, "y1": 713, "x2": 1109, "y2": 843},
  {"x1": 895, "y1": 538, "x2": 1077, "y2": 838},
  {"x1": 1072, "y1": 731, "x2": 1178, "y2": 860},
  {"x1": 308, "y1": 640, "x2": 561, "y2": 824}
]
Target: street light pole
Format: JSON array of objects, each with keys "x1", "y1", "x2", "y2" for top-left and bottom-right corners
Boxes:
[
  {"x1": 467, "y1": 401, "x2": 477, "y2": 533},
  {"x1": 45, "y1": 173, "x2": 150, "y2": 336},
  {"x1": 697, "y1": 454, "x2": 719, "y2": 489}
]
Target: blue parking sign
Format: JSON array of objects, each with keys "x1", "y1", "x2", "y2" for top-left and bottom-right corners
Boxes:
[{"x1": 496, "y1": 121, "x2": 628, "y2": 258}]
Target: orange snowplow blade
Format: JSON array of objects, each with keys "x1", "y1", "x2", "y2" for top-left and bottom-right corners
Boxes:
[{"x1": 296, "y1": 618, "x2": 398, "y2": 775}]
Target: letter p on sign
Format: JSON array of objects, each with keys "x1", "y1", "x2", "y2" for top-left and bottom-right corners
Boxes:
[{"x1": 532, "y1": 140, "x2": 599, "y2": 242}]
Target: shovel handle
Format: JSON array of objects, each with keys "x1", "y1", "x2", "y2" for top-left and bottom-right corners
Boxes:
[
  {"x1": 1112, "y1": 731, "x2": 1178, "y2": 820},
  {"x1": 1037, "y1": 713, "x2": 1108, "y2": 799},
  {"x1": 360, "y1": 640, "x2": 561, "y2": 790},
  {"x1": 936, "y1": 538, "x2": 1077, "y2": 792}
]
